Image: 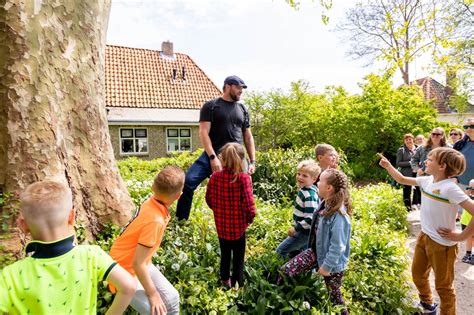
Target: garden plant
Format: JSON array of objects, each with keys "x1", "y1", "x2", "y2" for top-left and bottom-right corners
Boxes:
[{"x1": 84, "y1": 151, "x2": 419, "y2": 314}]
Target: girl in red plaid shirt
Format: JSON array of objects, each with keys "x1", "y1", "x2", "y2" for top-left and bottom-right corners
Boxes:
[{"x1": 205, "y1": 143, "x2": 256, "y2": 289}]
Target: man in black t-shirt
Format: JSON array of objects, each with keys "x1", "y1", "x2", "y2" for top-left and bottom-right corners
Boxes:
[{"x1": 176, "y1": 75, "x2": 256, "y2": 220}]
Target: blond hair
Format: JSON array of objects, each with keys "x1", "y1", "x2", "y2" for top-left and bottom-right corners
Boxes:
[
  {"x1": 315, "y1": 143, "x2": 336, "y2": 158},
  {"x1": 219, "y1": 143, "x2": 245, "y2": 182},
  {"x1": 322, "y1": 169, "x2": 352, "y2": 218},
  {"x1": 297, "y1": 159, "x2": 321, "y2": 179},
  {"x1": 428, "y1": 147, "x2": 466, "y2": 178},
  {"x1": 403, "y1": 133, "x2": 414, "y2": 140},
  {"x1": 152, "y1": 166, "x2": 185, "y2": 196},
  {"x1": 20, "y1": 180, "x2": 73, "y2": 227}
]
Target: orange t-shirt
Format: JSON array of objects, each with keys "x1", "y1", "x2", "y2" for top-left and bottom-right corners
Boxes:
[{"x1": 110, "y1": 197, "x2": 170, "y2": 276}]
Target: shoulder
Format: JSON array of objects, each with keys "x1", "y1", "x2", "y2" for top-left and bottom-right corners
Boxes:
[
  {"x1": 333, "y1": 210, "x2": 351, "y2": 226},
  {"x1": 300, "y1": 186, "x2": 317, "y2": 197},
  {"x1": 416, "y1": 175, "x2": 433, "y2": 187},
  {"x1": 238, "y1": 102, "x2": 248, "y2": 111},
  {"x1": 0, "y1": 258, "x2": 30, "y2": 276},
  {"x1": 201, "y1": 98, "x2": 218, "y2": 110},
  {"x1": 75, "y1": 245, "x2": 109, "y2": 258}
]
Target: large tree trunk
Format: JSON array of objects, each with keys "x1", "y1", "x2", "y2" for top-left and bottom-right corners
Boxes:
[{"x1": 0, "y1": 0, "x2": 133, "y2": 248}]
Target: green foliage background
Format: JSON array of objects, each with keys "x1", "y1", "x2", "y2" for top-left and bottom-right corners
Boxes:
[
  {"x1": 87, "y1": 153, "x2": 418, "y2": 314},
  {"x1": 246, "y1": 74, "x2": 442, "y2": 179}
]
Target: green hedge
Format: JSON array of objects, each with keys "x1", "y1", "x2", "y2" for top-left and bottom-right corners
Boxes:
[{"x1": 91, "y1": 157, "x2": 416, "y2": 313}]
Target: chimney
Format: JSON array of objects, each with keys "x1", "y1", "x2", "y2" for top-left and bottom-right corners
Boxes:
[{"x1": 161, "y1": 41, "x2": 174, "y2": 57}]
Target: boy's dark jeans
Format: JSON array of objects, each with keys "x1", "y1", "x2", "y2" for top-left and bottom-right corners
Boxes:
[{"x1": 219, "y1": 234, "x2": 246, "y2": 287}]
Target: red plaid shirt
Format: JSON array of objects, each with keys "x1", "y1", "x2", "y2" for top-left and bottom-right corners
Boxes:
[{"x1": 205, "y1": 168, "x2": 256, "y2": 240}]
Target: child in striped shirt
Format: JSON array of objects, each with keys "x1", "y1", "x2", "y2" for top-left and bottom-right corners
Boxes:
[{"x1": 276, "y1": 160, "x2": 321, "y2": 258}]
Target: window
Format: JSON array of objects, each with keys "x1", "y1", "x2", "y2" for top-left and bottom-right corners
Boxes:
[
  {"x1": 120, "y1": 128, "x2": 148, "y2": 155},
  {"x1": 167, "y1": 128, "x2": 192, "y2": 152}
]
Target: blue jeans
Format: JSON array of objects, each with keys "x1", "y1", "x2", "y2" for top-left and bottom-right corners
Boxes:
[
  {"x1": 176, "y1": 152, "x2": 212, "y2": 220},
  {"x1": 276, "y1": 231, "x2": 310, "y2": 258}
]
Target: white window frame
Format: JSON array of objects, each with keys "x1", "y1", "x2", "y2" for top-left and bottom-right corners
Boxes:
[
  {"x1": 166, "y1": 127, "x2": 192, "y2": 153},
  {"x1": 119, "y1": 127, "x2": 149, "y2": 155}
]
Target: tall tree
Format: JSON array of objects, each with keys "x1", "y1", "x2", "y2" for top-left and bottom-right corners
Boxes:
[
  {"x1": 337, "y1": 0, "x2": 437, "y2": 84},
  {"x1": 0, "y1": 0, "x2": 133, "y2": 247}
]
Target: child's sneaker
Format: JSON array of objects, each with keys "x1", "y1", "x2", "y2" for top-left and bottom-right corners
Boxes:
[
  {"x1": 469, "y1": 255, "x2": 474, "y2": 265},
  {"x1": 221, "y1": 279, "x2": 232, "y2": 290},
  {"x1": 462, "y1": 253, "x2": 471, "y2": 263},
  {"x1": 417, "y1": 301, "x2": 438, "y2": 314}
]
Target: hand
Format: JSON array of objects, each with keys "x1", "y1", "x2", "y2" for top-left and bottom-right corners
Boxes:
[
  {"x1": 317, "y1": 266, "x2": 330, "y2": 277},
  {"x1": 248, "y1": 163, "x2": 256, "y2": 174},
  {"x1": 437, "y1": 227, "x2": 463, "y2": 242},
  {"x1": 147, "y1": 292, "x2": 167, "y2": 315},
  {"x1": 416, "y1": 169, "x2": 424, "y2": 176},
  {"x1": 210, "y1": 158, "x2": 222, "y2": 173},
  {"x1": 377, "y1": 154, "x2": 391, "y2": 169},
  {"x1": 287, "y1": 227, "x2": 296, "y2": 237}
]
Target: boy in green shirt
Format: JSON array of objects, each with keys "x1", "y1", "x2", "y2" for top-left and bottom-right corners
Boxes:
[{"x1": 0, "y1": 180, "x2": 136, "y2": 314}]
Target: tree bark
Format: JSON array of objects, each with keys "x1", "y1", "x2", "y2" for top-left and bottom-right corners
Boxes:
[{"x1": 0, "y1": 0, "x2": 133, "y2": 245}]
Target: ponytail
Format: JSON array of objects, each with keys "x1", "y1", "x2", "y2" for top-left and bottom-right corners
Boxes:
[
  {"x1": 322, "y1": 169, "x2": 352, "y2": 217},
  {"x1": 219, "y1": 143, "x2": 245, "y2": 182}
]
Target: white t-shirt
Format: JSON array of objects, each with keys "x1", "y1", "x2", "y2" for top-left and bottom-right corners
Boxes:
[{"x1": 416, "y1": 176, "x2": 469, "y2": 246}]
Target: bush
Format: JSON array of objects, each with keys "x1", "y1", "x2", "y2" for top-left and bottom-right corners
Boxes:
[
  {"x1": 246, "y1": 74, "x2": 439, "y2": 180},
  {"x1": 91, "y1": 158, "x2": 414, "y2": 314},
  {"x1": 253, "y1": 147, "x2": 354, "y2": 205}
]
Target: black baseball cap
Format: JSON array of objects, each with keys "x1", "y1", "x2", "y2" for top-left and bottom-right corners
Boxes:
[{"x1": 224, "y1": 75, "x2": 247, "y2": 89}]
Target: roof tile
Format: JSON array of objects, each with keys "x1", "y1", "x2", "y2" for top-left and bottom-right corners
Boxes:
[{"x1": 105, "y1": 45, "x2": 221, "y2": 109}]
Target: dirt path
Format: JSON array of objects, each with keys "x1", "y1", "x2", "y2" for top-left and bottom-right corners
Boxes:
[{"x1": 407, "y1": 210, "x2": 474, "y2": 314}]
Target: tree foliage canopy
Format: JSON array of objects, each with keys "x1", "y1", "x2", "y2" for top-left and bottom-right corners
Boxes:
[
  {"x1": 245, "y1": 74, "x2": 439, "y2": 178},
  {"x1": 336, "y1": 0, "x2": 472, "y2": 91}
]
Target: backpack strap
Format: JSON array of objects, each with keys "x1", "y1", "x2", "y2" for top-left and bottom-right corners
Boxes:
[{"x1": 210, "y1": 98, "x2": 219, "y2": 123}]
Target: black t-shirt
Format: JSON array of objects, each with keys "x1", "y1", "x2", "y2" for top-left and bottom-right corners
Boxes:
[{"x1": 199, "y1": 97, "x2": 250, "y2": 153}]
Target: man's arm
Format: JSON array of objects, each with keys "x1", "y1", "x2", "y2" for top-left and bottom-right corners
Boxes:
[
  {"x1": 379, "y1": 154, "x2": 417, "y2": 186},
  {"x1": 243, "y1": 128, "x2": 256, "y2": 174},
  {"x1": 438, "y1": 199, "x2": 474, "y2": 241},
  {"x1": 199, "y1": 121, "x2": 222, "y2": 172},
  {"x1": 105, "y1": 265, "x2": 136, "y2": 315},
  {"x1": 132, "y1": 245, "x2": 167, "y2": 315}
]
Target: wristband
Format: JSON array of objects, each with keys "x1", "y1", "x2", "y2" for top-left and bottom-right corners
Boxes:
[{"x1": 249, "y1": 161, "x2": 256, "y2": 166}]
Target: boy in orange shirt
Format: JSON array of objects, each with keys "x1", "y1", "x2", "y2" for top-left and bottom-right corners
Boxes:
[{"x1": 110, "y1": 166, "x2": 185, "y2": 315}]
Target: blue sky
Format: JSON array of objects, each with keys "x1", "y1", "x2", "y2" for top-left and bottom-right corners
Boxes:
[{"x1": 107, "y1": 0, "x2": 435, "y2": 94}]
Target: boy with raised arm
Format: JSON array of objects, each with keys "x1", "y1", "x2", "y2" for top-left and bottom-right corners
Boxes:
[{"x1": 379, "y1": 148, "x2": 474, "y2": 315}]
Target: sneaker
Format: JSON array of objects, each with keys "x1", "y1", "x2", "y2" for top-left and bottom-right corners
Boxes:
[
  {"x1": 417, "y1": 301, "x2": 438, "y2": 314},
  {"x1": 221, "y1": 279, "x2": 232, "y2": 290},
  {"x1": 469, "y1": 255, "x2": 474, "y2": 265},
  {"x1": 462, "y1": 253, "x2": 471, "y2": 263}
]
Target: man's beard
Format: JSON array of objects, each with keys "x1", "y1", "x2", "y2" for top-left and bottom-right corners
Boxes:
[{"x1": 230, "y1": 91, "x2": 240, "y2": 102}]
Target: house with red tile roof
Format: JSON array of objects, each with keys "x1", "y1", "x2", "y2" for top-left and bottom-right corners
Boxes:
[
  {"x1": 106, "y1": 42, "x2": 221, "y2": 159},
  {"x1": 411, "y1": 77, "x2": 473, "y2": 114},
  {"x1": 412, "y1": 77, "x2": 450, "y2": 113}
]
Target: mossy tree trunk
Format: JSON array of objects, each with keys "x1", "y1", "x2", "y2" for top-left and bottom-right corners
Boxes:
[{"x1": 0, "y1": 0, "x2": 133, "y2": 245}]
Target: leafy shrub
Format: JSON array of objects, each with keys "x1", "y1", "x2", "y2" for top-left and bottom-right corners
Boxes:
[
  {"x1": 92, "y1": 157, "x2": 415, "y2": 314},
  {"x1": 246, "y1": 74, "x2": 439, "y2": 180},
  {"x1": 351, "y1": 183, "x2": 409, "y2": 233},
  {"x1": 252, "y1": 147, "x2": 353, "y2": 204}
]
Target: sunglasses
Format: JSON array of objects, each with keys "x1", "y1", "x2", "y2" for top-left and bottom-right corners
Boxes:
[
  {"x1": 449, "y1": 133, "x2": 460, "y2": 136},
  {"x1": 463, "y1": 124, "x2": 474, "y2": 129},
  {"x1": 431, "y1": 133, "x2": 443, "y2": 136}
]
